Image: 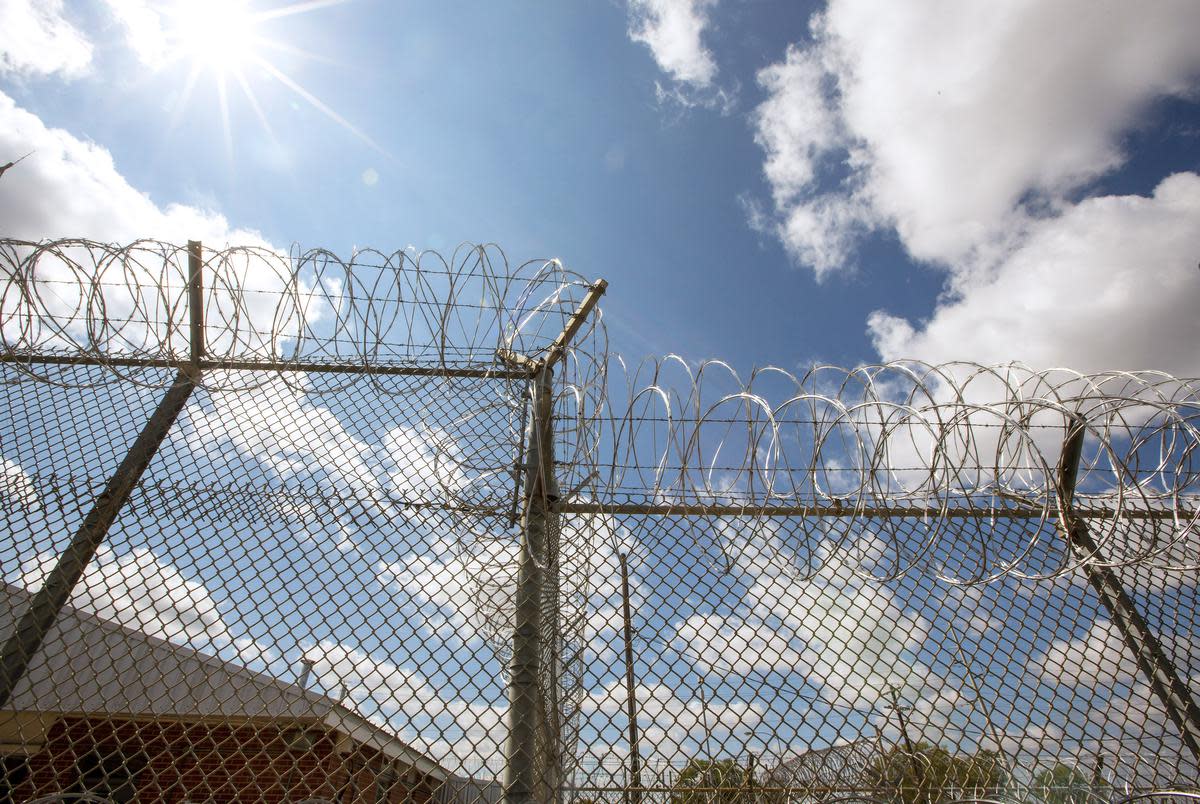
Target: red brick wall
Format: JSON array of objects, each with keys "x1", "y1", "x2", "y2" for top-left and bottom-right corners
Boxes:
[{"x1": 7, "y1": 716, "x2": 439, "y2": 804}]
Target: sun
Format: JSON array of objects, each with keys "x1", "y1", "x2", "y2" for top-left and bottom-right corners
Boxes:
[
  {"x1": 167, "y1": 0, "x2": 260, "y2": 76},
  {"x1": 155, "y1": 0, "x2": 386, "y2": 159}
]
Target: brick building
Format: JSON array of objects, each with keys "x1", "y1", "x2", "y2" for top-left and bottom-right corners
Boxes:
[{"x1": 1, "y1": 583, "x2": 454, "y2": 803}]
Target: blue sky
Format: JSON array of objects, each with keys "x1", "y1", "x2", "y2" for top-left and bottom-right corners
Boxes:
[
  {"x1": 2, "y1": 0, "x2": 1200, "y2": 787},
  {"x1": 8, "y1": 1, "x2": 1197, "y2": 374}
]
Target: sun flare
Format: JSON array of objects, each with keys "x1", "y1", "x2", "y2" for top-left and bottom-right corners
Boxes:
[
  {"x1": 168, "y1": 0, "x2": 260, "y2": 76},
  {"x1": 154, "y1": 0, "x2": 384, "y2": 159}
]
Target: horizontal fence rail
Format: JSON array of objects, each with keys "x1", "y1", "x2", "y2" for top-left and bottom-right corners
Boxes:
[{"x1": 1, "y1": 238, "x2": 1197, "y2": 804}]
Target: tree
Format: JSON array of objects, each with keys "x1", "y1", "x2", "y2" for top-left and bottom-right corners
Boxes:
[
  {"x1": 1030, "y1": 763, "x2": 1098, "y2": 804},
  {"x1": 866, "y1": 743, "x2": 1006, "y2": 804},
  {"x1": 671, "y1": 759, "x2": 752, "y2": 804}
]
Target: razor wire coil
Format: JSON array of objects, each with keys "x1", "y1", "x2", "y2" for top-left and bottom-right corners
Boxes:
[{"x1": 1, "y1": 238, "x2": 1198, "y2": 803}]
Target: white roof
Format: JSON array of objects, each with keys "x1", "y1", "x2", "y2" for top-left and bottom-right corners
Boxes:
[{"x1": 0, "y1": 582, "x2": 451, "y2": 780}]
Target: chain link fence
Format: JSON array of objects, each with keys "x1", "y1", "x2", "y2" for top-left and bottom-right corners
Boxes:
[{"x1": 1, "y1": 239, "x2": 1197, "y2": 803}]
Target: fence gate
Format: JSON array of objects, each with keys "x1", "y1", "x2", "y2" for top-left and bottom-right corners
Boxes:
[{"x1": 1, "y1": 239, "x2": 1198, "y2": 804}]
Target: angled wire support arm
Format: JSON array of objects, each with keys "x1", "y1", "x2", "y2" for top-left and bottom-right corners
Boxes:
[
  {"x1": 0, "y1": 241, "x2": 206, "y2": 709},
  {"x1": 1056, "y1": 416, "x2": 1200, "y2": 763}
]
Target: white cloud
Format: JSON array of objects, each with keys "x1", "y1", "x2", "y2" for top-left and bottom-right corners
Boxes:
[
  {"x1": 302, "y1": 639, "x2": 509, "y2": 771},
  {"x1": 751, "y1": 1, "x2": 1200, "y2": 278},
  {"x1": 585, "y1": 679, "x2": 763, "y2": 763},
  {"x1": 753, "y1": 45, "x2": 843, "y2": 207},
  {"x1": 183, "y1": 379, "x2": 471, "y2": 517},
  {"x1": 0, "y1": 0, "x2": 93, "y2": 79},
  {"x1": 0, "y1": 91, "x2": 351, "y2": 366},
  {"x1": 679, "y1": 525, "x2": 931, "y2": 710},
  {"x1": 675, "y1": 613, "x2": 805, "y2": 676},
  {"x1": 1035, "y1": 617, "x2": 1139, "y2": 691},
  {"x1": 302, "y1": 638, "x2": 442, "y2": 721},
  {"x1": 627, "y1": 0, "x2": 736, "y2": 112},
  {"x1": 1026, "y1": 623, "x2": 1200, "y2": 779},
  {"x1": 0, "y1": 91, "x2": 264, "y2": 244},
  {"x1": 773, "y1": 190, "x2": 875, "y2": 281},
  {"x1": 0, "y1": 0, "x2": 176, "y2": 79},
  {"x1": 377, "y1": 539, "x2": 518, "y2": 648},
  {"x1": 378, "y1": 511, "x2": 635, "y2": 657},
  {"x1": 383, "y1": 424, "x2": 468, "y2": 500},
  {"x1": 868, "y1": 682, "x2": 975, "y2": 749},
  {"x1": 0, "y1": 94, "x2": 459, "y2": 503},
  {"x1": 628, "y1": 0, "x2": 719, "y2": 87},
  {"x1": 185, "y1": 376, "x2": 385, "y2": 498},
  {"x1": 747, "y1": 1, "x2": 1200, "y2": 373},
  {"x1": 868, "y1": 172, "x2": 1200, "y2": 374},
  {"x1": 567, "y1": 515, "x2": 641, "y2": 660},
  {"x1": 99, "y1": 0, "x2": 170, "y2": 68},
  {"x1": 750, "y1": 561, "x2": 930, "y2": 709},
  {"x1": 17, "y1": 545, "x2": 276, "y2": 668}
]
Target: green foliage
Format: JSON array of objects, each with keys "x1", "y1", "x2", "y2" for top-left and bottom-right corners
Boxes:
[
  {"x1": 671, "y1": 758, "x2": 752, "y2": 804},
  {"x1": 866, "y1": 743, "x2": 1006, "y2": 804},
  {"x1": 1030, "y1": 763, "x2": 1097, "y2": 804}
]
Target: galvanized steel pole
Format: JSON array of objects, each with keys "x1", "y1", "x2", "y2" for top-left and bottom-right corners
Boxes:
[
  {"x1": 0, "y1": 241, "x2": 206, "y2": 709},
  {"x1": 1057, "y1": 416, "x2": 1200, "y2": 762},
  {"x1": 501, "y1": 278, "x2": 605, "y2": 804},
  {"x1": 504, "y1": 365, "x2": 557, "y2": 804},
  {"x1": 619, "y1": 552, "x2": 643, "y2": 804}
]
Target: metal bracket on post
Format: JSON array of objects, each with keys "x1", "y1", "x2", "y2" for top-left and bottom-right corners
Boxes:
[
  {"x1": 1056, "y1": 416, "x2": 1200, "y2": 762},
  {"x1": 496, "y1": 278, "x2": 608, "y2": 377},
  {"x1": 541, "y1": 279, "x2": 607, "y2": 371},
  {"x1": 0, "y1": 240, "x2": 207, "y2": 709},
  {"x1": 188, "y1": 239, "x2": 205, "y2": 369},
  {"x1": 500, "y1": 278, "x2": 606, "y2": 804}
]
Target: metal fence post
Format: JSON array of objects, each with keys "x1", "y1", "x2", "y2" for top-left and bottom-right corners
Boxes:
[
  {"x1": 620, "y1": 552, "x2": 643, "y2": 804},
  {"x1": 187, "y1": 239, "x2": 205, "y2": 364},
  {"x1": 504, "y1": 364, "x2": 557, "y2": 804},
  {"x1": 1056, "y1": 416, "x2": 1200, "y2": 762},
  {"x1": 501, "y1": 278, "x2": 607, "y2": 804},
  {"x1": 0, "y1": 240, "x2": 206, "y2": 709},
  {"x1": 539, "y1": 484, "x2": 564, "y2": 804}
]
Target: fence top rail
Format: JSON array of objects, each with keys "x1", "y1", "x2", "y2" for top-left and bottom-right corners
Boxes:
[{"x1": 0, "y1": 351, "x2": 532, "y2": 379}]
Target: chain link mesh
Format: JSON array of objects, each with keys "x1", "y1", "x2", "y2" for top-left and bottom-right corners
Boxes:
[{"x1": 1, "y1": 239, "x2": 1197, "y2": 803}]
